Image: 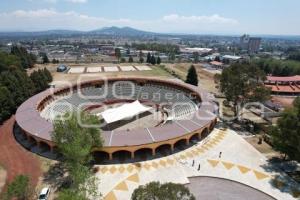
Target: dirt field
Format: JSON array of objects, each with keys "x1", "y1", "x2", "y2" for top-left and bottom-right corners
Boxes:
[
  {"x1": 245, "y1": 136, "x2": 281, "y2": 159},
  {"x1": 28, "y1": 63, "x2": 218, "y2": 93},
  {"x1": 0, "y1": 165, "x2": 7, "y2": 194},
  {"x1": 164, "y1": 63, "x2": 219, "y2": 94},
  {"x1": 271, "y1": 96, "x2": 296, "y2": 108},
  {"x1": 0, "y1": 117, "x2": 42, "y2": 195}
]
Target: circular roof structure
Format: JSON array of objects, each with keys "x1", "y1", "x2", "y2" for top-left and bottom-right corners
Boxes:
[{"x1": 16, "y1": 77, "x2": 217, "y2": 148}]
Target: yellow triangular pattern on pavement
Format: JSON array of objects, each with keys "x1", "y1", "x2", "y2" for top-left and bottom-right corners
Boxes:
[
  {"x1": 185, "y1": 152, "x2": 193, "y2": 158},
  {"x1": 205, "y1": 143, "x2": 214, "y2": 148},
  {"x1": 100, "y1": 166, "x2": 108, "y2": 174},
  {"x1": 104, "y1": 191, "x2": 117, "y2": 200},
  {"x1": 167, "y1": 158, "x2": 174, "y2": 165},
  {"x1": 127, "y1": 173, "x2": 139, "y2": 183},
  {"x1": 159, "y1": 159, "x2": 167, "y2": 167},
  {"x1": 114, "y1": 181, "x2": 128, "y2": 191},
  {"x1": 109, "y1": 166, "x2": 117, "y2": 174},
  {"x1": 207, "y1": 159, "x2": 219, "y2": 167},
  {"x1": 237, "y1": 165, "x2": 251, "y2": 174},
  {"x1": 151, "y1": 161, "x2": 158, "y2": 169},
  {"x1": 253, "y1": 170, "x2": 269, "y2": 180},
  {"x1": 222, "y1": 161, "x2": 235, "y2": 170},
  {"x1": 143, "y1": 163, "x2": 151, "y2": 170},
  {"x1": 118, "y1": 166, "x2": 125, "y2": 173},
  {"x1": 126, "y1": 165, "x2": 134, "y2": 173}
]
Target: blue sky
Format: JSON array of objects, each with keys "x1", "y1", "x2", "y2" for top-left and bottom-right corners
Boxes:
[{"x1": 0, "y1": 0, "x2": 299, "y2": 35}]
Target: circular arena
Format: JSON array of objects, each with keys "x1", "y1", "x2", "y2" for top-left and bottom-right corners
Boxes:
[{"x1": 15, "y1": 77, "x2": 218, "y2": 163}]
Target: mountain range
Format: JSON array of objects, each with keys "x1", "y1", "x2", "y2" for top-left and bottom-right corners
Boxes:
[
  {"x1": 1, "y1": 26, "x2": 300, "y2": 40},
  {"x1": 0, "y1": 26, "x2": 159, "y2": 37}
]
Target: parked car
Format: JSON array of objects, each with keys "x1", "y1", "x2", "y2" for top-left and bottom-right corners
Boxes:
[
  {"x1": 38, "y1": 187, "x2": 50, "y2": 200},
  {"x1": 57, "y1": 64, "x2": 68, "y2": 72}
]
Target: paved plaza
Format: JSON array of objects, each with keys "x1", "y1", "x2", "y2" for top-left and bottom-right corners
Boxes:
[{"x1": 95, "y1": 129, "x2": 300, "y2": 200}]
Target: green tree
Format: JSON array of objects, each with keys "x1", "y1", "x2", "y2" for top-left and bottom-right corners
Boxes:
[
  {"x1": 215, "y1": 56, "x2": 221, "y2": 62},
  {"x1": 30, "y1": 69, "x2": 50, "y2": 93},
  {"x1": 58, "y1": 189, "x2": 86, "y2": 200},
  {"x1": 52, "y1": 111, "x2": 103, "y2": 165},
  {"x1": 0, "y1": 52, "x2": 21, "y2": 73},
  {"x1": 3, "y1": 175, "x2": 33, "y2": 200},
  {"x1": 193, "y1": 52, "x2": 199, "y2": 63},
  {"x1": 139, "y1": 57, "x2": 144, "y2": 63},
  {"x1": 120, "y1": 57, "x2": 126, "y2": 63},
  {"x1": 52, "y1": 111, "x2": 103, "y2": 199},
  {"x1": 0, "y1": 68, "x2": 35, "y2": 107},
  {"x1": 146, "y1": 52, "x2": 151, "y2": 63},
  {"x1": 139, "y1": 51, "x2": 144, "y2": 63},
  {"x1": 157, "y1": 56, "x2": 161, "y2": 65},
  {"x1": 150, "y1": 55, "x2": 156, "y2": 65},
  {"x1": 131, "y1": 182, "x2": 195, "y2": 200},
  {"x1": 220, "y1": 63, "x2": 270, "y2": 115},
  {"x1": 42, "y1": 54, "x2": 49, "y2": 64},
  {"x1": 185, "y1": 65, "x2": 198, "y2": 86},
  {"x1": 128, "y1": 56, "x2": 134, "y2": 63},
  {"x1": 115, "y1": 48, "x2": 121, "y2": 62},
  {"x1": 270, "y1": 97, "x2": 300, "y2": 161},
  {"x1": 0, "y1": 85, "x2": 14, "y2": 122},
  {"x1": 168, "y1": 52, "x2": 175, "y2": 62},
  {"x1": 11, "y1": 46, "x2": 35, "y2": 69}
]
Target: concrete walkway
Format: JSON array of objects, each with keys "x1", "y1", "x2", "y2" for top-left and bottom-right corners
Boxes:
[{"x1": 95, "y1": 129, "x2": 299, "y2": 200}]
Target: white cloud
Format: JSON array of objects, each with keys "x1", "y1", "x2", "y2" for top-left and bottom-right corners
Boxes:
[
  {"x1": 162, "y1": 14, "x2": 238, "y2": 25},
  {"x1": 0, "y1": 9, "x2": 239, "y2": 33}
]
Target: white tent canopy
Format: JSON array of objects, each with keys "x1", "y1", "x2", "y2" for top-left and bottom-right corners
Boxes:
[{"x1": 98, "y1": 100, "x2": 152, "y2": 124}]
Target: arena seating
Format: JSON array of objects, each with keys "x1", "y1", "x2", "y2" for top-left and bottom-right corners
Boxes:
[{"x1": 41, "y1": 82, "x2": 199, "y2": 121}]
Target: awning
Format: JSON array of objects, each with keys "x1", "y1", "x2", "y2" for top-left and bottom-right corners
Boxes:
[{"x1": 98, "y1": 100, "x2": 152, "y2": 124}]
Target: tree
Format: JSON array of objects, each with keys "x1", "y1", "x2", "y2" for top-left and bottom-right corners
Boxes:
[
  {"x1": 52, "y1": 58, "x2": 59, "y2": 64},
  {"x1": 220, "y1": 63, "x2": 270, "y2": 116},
  {"x1": 185, "y1": 65, "x2": 198, "y2": 86},
  {"x1": 168, "y1": 52, "x2": 175, "y2": 62},
  {"x1": 146, "y1": 52, "x2": 151, "y2": 63},
  {"x1": 58, "y1": 189, "x2": 86, "y2": 200},
  {"x1": 193, "y1": 52, "x2": 199, "y2": 63},
  {"x1": 42, "y1": 54, "x2": 49, "y2": 64},
  {"x1": 270, "y1": 97, "x2": 300, "y2": 161},
  {"x1": 139, "y1": 57, "x2": 144, "y2": 63},
  {"x1": 128, "y1": 56, "x2": 134, "y2": 63},
  {"x1": 52, "y1": 111, "x2": 103, "y2": 199},
  {"x1": 0, "y1": 68, "x2": 35, "y2": 107},
  {"x1": 30, "y1": 68, "x2": 52, "y2": 93},
  {"x1": 150, "y1": 55, "x2": 156, "y2": 65},
  {"x1": 52, "y1": 111, "x2": 103, "y2": 166},
  {"x1": 157, "y1": 56, "x2": 161, "y2": 65},
  {"x1": 115, "y1": 48, "x2": 121, "y2": 62},
  {"x1": 0, "y1": 85, "x2": 14, "y2": 123},
  {"x1": 120, "y1": 57, "x2": 126, "y2": 63},
  {"x1": 11, "y1": 46, "x2": 35, "y2": 69},
  {"x1": 131, "y1": 182, "x2": 195, "y2": 200},
  {"x1": 0, "y1": 51, "x2": 21, "y2": 73},
  {"x1": 3, "y1": 175, "x2": 33, "y2": 200},
  {"x1": 215, "y1": 56, "x2": 221, "y2": 62},
  {"x1": 139, "y1": 51, "x2": 144, "y2": 63}
]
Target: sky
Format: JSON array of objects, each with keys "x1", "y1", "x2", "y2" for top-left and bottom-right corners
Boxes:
[{"x1": 0, "y1": 0, "x2": 299, "y2": 35}]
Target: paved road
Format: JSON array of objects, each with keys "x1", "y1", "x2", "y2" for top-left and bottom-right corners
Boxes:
[
  {"x1": 0, "y1": 117, "x2": 42, "y2": 190},
  {"x1": 186, "y1": 176, "x2": 275, "y2": 200}
]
